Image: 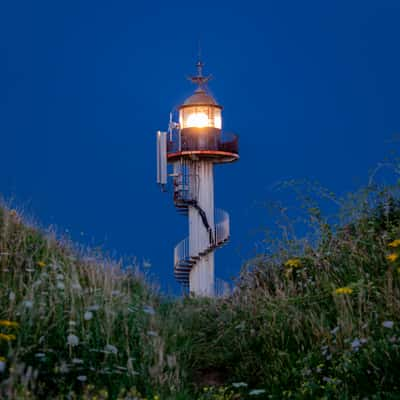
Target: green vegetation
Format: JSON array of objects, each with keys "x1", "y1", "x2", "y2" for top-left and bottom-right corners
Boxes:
[{"x1": 1, "y1": 180, "x2": 400, "y2": 399}]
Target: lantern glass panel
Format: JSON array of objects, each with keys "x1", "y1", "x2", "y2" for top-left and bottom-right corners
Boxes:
[{"x1": 180, "y1": 106, "x2": 222, "y2": 129}]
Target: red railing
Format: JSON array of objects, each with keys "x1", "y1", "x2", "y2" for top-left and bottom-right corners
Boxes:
[{"x1": 167, "y1": 131, "x2": 239, "y2": 155}]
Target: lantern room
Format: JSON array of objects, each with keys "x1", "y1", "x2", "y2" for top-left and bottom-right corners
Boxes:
[
  {"x1": 179, "y1": 89, "x2": 222, "y2": 130},
  {"x1": 166, "y1": 61, "x2": 239, "y2": 164}
]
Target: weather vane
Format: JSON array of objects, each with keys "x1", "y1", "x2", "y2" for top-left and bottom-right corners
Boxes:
[{"x1": 188, "y1": 41, "x2": 212, "y2": 90}]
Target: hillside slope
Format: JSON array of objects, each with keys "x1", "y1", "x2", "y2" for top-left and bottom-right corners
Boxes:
[
  {"x1": 0, "y1": 206, "x2": 170, "y2": 399},
  {"x1": 1, "y1": 185, "x2": 400, "y2": 399}
]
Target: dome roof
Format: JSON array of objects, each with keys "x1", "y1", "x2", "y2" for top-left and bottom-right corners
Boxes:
[{"x1": 182, "y1": 88, "x2": 219, "y2": 106}]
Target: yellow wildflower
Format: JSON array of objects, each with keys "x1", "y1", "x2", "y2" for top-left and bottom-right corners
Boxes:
[
  {"x1": 0, "y1": 320, "x2": 19, "y2": 329},
  {"x1": 387, "y1": 253, "x2": 399, "y2": 263},
  {"x1": 0, "y1": 333, "x2": 16, "y2": 341},
  {"x1": 388, "y1": 239, "x2": 400, "y2": 248},
  {"x1": 37, "y1": 261, "x2": 46, "y2": 268},
  {"x1": 334, "y1": 287, "x2": 353, "y2": 295},
  {"x1": 0, "y1": 356, "x2": 6, "y2": 362},
  {"x1": 285, "y1": 258, "x2": 302, "y2": 268}
]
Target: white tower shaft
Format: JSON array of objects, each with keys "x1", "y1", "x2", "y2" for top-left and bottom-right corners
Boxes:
[{"x1": 189, "y1": 161, "x2": 215, "y2": 296}]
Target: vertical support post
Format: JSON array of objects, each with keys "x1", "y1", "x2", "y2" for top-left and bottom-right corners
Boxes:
[{"x1": 188, "y1": 161, "x2": 215, "y2": 296}]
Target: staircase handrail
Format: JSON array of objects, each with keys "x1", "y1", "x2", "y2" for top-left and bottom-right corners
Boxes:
[
  {"x1": 214, "y1": 208, "x2": 230, "y2": 245},
  {"x1": 174, "y1": 237, "x2": 189, "y2": 269},
  {"x1": 174, "y1": 208, "x2": 230, "y2": 283}
]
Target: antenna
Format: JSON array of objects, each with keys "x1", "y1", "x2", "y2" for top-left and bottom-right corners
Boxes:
[
  {"x1": 156, "y1": 131, "x2": 167, "y2": 188},
  {"x1": 188, "y1": 41, "x2": 212, "y2": 90},
  {"x1": 197, "y1": 38, "x2": 202, "y2": 77},
  {"x1": 169, "y1": 112, "x2": 173, "y2": 141}
]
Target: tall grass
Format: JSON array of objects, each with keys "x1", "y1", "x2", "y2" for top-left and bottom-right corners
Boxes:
[
  {"x1": 160, "y1": 184, "x2": 400, "y2": 399},
  {"x1": 0, "y1": 206, "x2": 181, "y2": 399},
  {"x1": 1, "y1": 180, "x2": 400, "y2": 399}
]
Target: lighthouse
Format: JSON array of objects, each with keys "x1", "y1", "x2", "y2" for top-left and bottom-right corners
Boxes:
[{"x1": 157, "y1": 60, "x2": 239, "y2": 296}]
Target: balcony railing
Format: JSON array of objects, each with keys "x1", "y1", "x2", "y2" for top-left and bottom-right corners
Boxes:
[{"x1": 167, "y1": 131, "x2": 239, "y2": 155}]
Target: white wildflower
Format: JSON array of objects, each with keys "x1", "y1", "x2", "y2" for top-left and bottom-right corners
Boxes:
[
  {"x1": 72, "y1": 283, "x2": 82, "y2": 290},
  {"x1": 51, "y1": 262, "x2": 61, "y2": 270},
  {"x1": 23, "y1": 300, "x2": 33, "y2": 309},
  {"x1": 69, "y1": 320, "x2": 77, "y2": 326},
  {"x1": 232, "y1": 382, "x2": 248, "y2": 388},
  {"x1": 304, "y1": 369, "x2": 312, "y2": 376},
  {"x1": 9, "y1": 291, "x2": 15, "y2": 301},
  {"x1": 59, "y1": 361, "x2": 69, "y2": 374},
  {"x1": 88, "y1": 304, "x2": 100, "y2": 311},
  {"x1": 383, "y1": 320, "x2": 394, "y2": 329},
  {"x1": 104, "y1": 344, "x2": 118, "y2": 354},
  {"x1": 330, "y1": 326, "x2": 340, "y2": 335},
  {"x1": 351, "y1": 338, "x2": 361, "y2": 350},
  {"x1": 143, "y1": 305, "x2": 155, "y2": 315},
  {"x1": 167, "y1": 354, "x2": 177, "y2": 368},
  {"x1": 35, "y1": 353, "x2": 46, "y2": 358},
  {"x1": 57, "y1": 281, "x2": 65, "y2": 290},
  {"x1": 249, "y1": 389, "x2": 266, "y2": 396},
  {"x1": 67, "y1": 334, "x2": 79, "y2": 347},
  {"x1": 0, "y1": 361, "x2": 6, "y2": 373},
  {"x1": 84, "y1": 311, "x2": 93, "y2": 321},
  {"x1": 147, "y1": 330, "x2": 158, "y2": 337},
  {"x1": 77, "y1": 375, "x2": 87, "y2": 382},
  {"x1": 72, "y1": 358, "x2": 83, "y2": 364},
  {"x1": 33, "y1": 279, "x2": 42, "y2": 287}
]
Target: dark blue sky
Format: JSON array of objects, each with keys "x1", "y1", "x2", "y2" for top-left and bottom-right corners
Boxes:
[{"x1": 1, "y1": 0, "x2": 399, "y2": 294}]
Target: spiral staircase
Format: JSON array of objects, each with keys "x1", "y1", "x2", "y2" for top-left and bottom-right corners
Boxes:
[
  {"x1": 171, "y1": 165, "x2": 230, "y2": 286},
  {"x1": 173, "y1": 208, "x2": 230, "y2": 285}
]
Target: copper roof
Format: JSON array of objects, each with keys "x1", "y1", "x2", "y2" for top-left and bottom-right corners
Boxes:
[{"x1": 182, "y1": 88, "x2": 219, "y2": 106}]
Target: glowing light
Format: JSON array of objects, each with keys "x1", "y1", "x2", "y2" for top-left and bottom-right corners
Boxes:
[
  {"x1": 179, "y1": 106, "x2": 222, "y2": 129},
  {"x1": 214, "y1": 114, "x2": 222, "y2": 129},
  {"x1": 186, "y1": 112, "x2": 209, "y2": 128}
]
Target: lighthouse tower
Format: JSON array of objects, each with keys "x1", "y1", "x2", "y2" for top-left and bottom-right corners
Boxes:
[{"x1": 157, "y1": 60, "x2": 239, "y2": 296}]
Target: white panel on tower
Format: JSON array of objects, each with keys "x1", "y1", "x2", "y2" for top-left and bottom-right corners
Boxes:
[{"x1": 156, "y1": 131, "x2": 167, "y2": 185}]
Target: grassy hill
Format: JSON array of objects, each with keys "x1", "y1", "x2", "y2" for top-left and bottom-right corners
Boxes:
[
  {"x1": 0, "y1": 206, "x2": 164, "y2": 399},
  {"x1": 1, "y1": 182, "x2": 400, "y2": 399}
]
